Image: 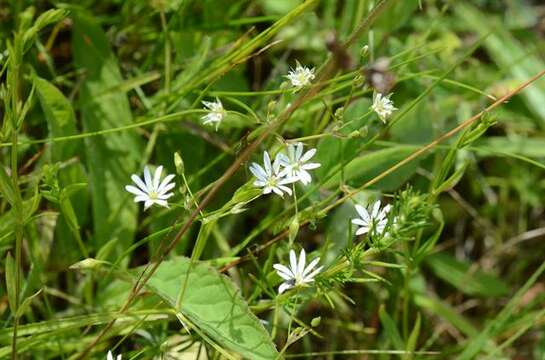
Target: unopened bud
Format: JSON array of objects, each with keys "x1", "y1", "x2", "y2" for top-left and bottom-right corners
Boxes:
[
  {"x1": 174, "y1": 152, "x2": 184, "y2": 175},
  {"x1": 288, "y1": 217, "x2": 299, "y2": 245},
  {"x1": 360, "y1": 45, "x2": 369, "y2": 57}
]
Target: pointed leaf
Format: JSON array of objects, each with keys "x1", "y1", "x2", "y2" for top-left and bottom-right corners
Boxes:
[{"x1": 142, "y1": 257, "x2": 278, "y2": 360}]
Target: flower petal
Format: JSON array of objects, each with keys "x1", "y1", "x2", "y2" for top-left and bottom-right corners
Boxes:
[
  {"x1": 153, "y1": 166, "x2": 163, "y2": 191},
  {"x1": 125, "y1": 185, "x2": 146, "y2": 197},
  {"x1": 278, "y1": 282, "x2": 292, "y2": 294},
  {"x1": 355, "y1": 226, "x2": 370, "y2": 235},
  {"x1": 302, "y1": 257, "x2": 320, "y2": 278},
  {"x1": 289, "y1": 250, "x2": 298, "y2": 275},
  {"x1": 131, "y1": 174, "x2": 148, "y2": 193},
  {"x1": 158, "y1": 174, "x2": 175, "y2": 193},
  {"x1": 298, "y1": 249, "x2": 306, "y2": 276},
  {"x1": 143, "y1": 166, "x2": 153, "y2": 190},
  {"x1": 300, "y1": 148, "x2": 316, "y2": 162}
]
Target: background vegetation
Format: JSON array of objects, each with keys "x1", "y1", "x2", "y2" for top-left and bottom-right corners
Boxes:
[{"x1": 1, "y1": 0, "x2": 545, "y2": 358}]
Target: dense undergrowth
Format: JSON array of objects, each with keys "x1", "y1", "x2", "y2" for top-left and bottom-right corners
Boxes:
[{"x1": 1, "y1": 0, "x2": 545, "y2": 359}]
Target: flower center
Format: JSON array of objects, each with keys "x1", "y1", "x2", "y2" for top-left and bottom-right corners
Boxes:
[
  {"x1": 148, "y1": 191, "x2": 158, "y2": 200},
  {"x1": 266, "y1": 177, "x2": 278, "y2": 188}
]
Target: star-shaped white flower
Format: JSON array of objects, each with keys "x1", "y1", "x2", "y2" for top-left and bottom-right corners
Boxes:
[
  {"x1": 286, "y1": 62, "x2": 315, "y2": 90},
  {"x1": 279, "y1": 143, "x2": 321, "y2": 185},
  {"x1": 125, "y1": 165, "x2": 176, "y2": 210},
  {"x1": 249, "y1": 151, "x2": 297, "y2": 197},
  {"x1": 273, "y1": 249, "x2": 323, "y2": 294},
  {"x1": 352, "y1": 200, "x2": 391, "y2": 236},
  {"x1": 201, "y1": 98, "x2": 225, "y2": 130},
  {"x1": 107, "y1": 350, "x2": 121, "y2": 360},
  {"x1": 371, "y1": 93, "x2": 397, "y2": 122}
]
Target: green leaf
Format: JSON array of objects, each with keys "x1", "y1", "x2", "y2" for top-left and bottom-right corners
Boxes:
[
  {"x1": 71, "y1": 10, "x2": 143, "y2": 251},
  {"x1": 425, "y1": 252, "x2": 509, "y2": 297},
  {"x1": 0, "y1": 166, "x2": 16, "y2": 206},
  {"x1": 34, "y1": 76, "x2": 89, "y2": 263},
  {"x1": 5, "y1": 253, "x2": 17, "y2": 313},
  {"x1": 143, "y1": 257, "x2": 278, "y2": 360},
  {"x1": 404, "y1": 313, "x2": 421, "y2": 360},
  {"x1": 413, "y1": 294, "x2": 479, "y2": 338},
  {"x1": 34, "y1": 76, "x2": 78, "y2": 161},
  {"x1": 378, "y1": 305, "x2": 404, "y2": 350},
  {"x1": 16, "y1": 288, "x2": 42, "y2": 318},
  {"x1": 324, "y1": 146, "x2": 419, "y2": 191},
  {"x1": 455, "y1": 4, "x2": 545, "y2": 124}
]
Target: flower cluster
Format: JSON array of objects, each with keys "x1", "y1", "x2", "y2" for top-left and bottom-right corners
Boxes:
[
  {"x1": 201, "y1": 98, "x2": 225, "y2": 130},
  {"x1": 249, "y1": 143, "x2": 320, "y2": 197},
  {"x1": 286, "y1": 62, "x2": 315, "y2": 91},
  {"x1": 371, "y1": 92, "x2": 397, "y2": 122}
]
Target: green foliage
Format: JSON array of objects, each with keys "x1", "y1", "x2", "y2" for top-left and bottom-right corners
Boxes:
[
  {"x1": 144, "y1": 257, "x2": 279, "y2": 359},
  {"x1": 1, "y1": 0, "x2": 545, "y2": 358}
]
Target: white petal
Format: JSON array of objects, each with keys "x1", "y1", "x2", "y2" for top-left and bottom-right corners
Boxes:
[
  {"x1": 352, "y1": 218, "x2": 367, "y2": 226},
  {"x1": 277, "y1": 185, "x2": 292, "y2": 196},
  {"x1": 125, "y1": 185, "x2": 146, "y2": 197},
  {"x1": 158, "y1": 174, "x2": 176, "y2": 193},
  {"x1": 249, "y1": 163, "x2": 267, "y2": 180},
  {"x1": 144, "y1": 199, "x2": 154, "y2": 210},
  {"x1": 300, "y1": 148, "x2": 316, "y2": 162},
  {"x1": 107, "y1": 351, "x2": 114, "y2": 360},
  {"x1": 153, "y1": 166, "x2": 163, "y2": 191},
  {"x1": 302, "y1": 257, "x2": 320, "y2": 278},
  {"x1": 355, "y1": 226, "x2": 370, "y2": 235},
  {"x1": 371, "y1": 200, "x2": 381, "y2": 218},
  {"x1": 278, "y1": 282, "x2": 292, "y2": 294},
  {"x1": 304, "y1": 265, "x2": 323, "y2": 282},
  {"x1": 289, "y1": 250, "x2": 298, "y2": 275},
  {"x1": 297, "y1": 170, "x2": 311, "y2": 185},
  {"x1": 355, "y1": 205, "x2": 369, "y2": 221},
  {"x1": 158, "y1": 182, "x2": 176, "y2": 196},
  {"x1": 263, "y1": 152, "x2": 272, "y2": 175},
  {"x1": 155, "y1": 199, "x2": 169, "y2": 208},
  {"x1": 302, "y1": 162, "x2": 321, "y2": 170},
  {"x1": 273, "y1": 264, "x2": 294, "y2": 279},
  {"x1": 295, "y1": 143, "x2": 303, "y2": 160},
  {"x1": 131, "y1": 174, "x2": 148, "y2": 192},
  {"x1": 254, "y1": 180, "x2": 267, "y2": 187},
  {"x1": 272, "y1": 187, "x2": 284, "y2": 197},
  {"x1": 298, "y1": 249, "x2": 306, "y2": 276},
  {"x1": 158, "y1": 192, "x2": 174, "y2": 200},
  {"x1": 143, "y1": 166, "x2": 153, "y2": 190},
  {"x1": 134, "y1": 195, "x2": 149, "y2": 203}
]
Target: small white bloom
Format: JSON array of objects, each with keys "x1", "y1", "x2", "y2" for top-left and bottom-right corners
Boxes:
[
  {"x1": 249, "y1": 151, "x2": 297, "y2": 197},
  {"x1": 371, "y1": 93, "x2": 397, "y2": 122},
  {"x1": 107, "y1": 350, "x2": 122, "y2": 360},
  {"x1": 286, "y1": 62, "x2": 315, "y2": 90},
  {"x1": 352, "y1": 200, "x2": 392, "y2": 236},
  {"x1": 201, "y1": 98, "x2": 225, "y2": 130},
  {"x1": 273, "y1": 249, "x2": 323, "y2": 294},
  {"x1": 279, "y1": 143, "x2": 321, "y2": 185},
  {"x1": 125, "y1": 165, "x2": 176, "y2": 210}
]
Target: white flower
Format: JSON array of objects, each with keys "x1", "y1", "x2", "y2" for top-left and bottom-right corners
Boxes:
[
  {"x1": 279, "y1": 143, "x2": 321, "y2": 185},
  {"x1": 201, "y1": 98, "x2": 225, "y2": 130},
  {"x1": 371, "y1": 93, "x2": 397, "y2": 122},
  {"x1": 352, "y1": 200, "x2": 392, "y2": 236},
  {"x1": 107, "y1": 351, "x2": 122, "y2": 360},
  {"x1": 273, "y1": 249, "x2": 323, "y2": 294},
  {"x1": 286, "y1": 62, "x2": 315, "y2": 90},
  {"x1": 249, "y1": 151, "x2": 297, "y2": 197},
  {"x1": 125, "y1": 166, "x2": 176, "y2": 210}
]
